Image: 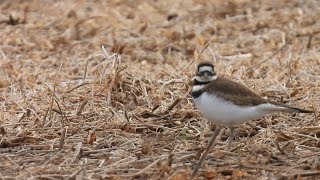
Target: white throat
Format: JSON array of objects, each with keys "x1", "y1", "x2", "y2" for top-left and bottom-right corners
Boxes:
[
  {"x1": 194, "y1": 75, "x2": 217, "y2": 82},
  {"x1": 192, "y1": 84, "x2": 206, "y2": 91}
]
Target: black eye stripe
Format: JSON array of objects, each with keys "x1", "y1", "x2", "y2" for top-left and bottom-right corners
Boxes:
[{"x1": 197, "y1": 71, "x2": 215, "y2": 76}]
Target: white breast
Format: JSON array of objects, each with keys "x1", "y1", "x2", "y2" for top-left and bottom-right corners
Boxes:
[{"x1": 194, "y1": 92, "x2": 285, "y2": 127}]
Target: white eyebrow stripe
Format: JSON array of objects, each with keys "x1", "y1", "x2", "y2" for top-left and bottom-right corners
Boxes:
[{"x1": 199, "y1": 66, "x2": 213, "y2": 72}]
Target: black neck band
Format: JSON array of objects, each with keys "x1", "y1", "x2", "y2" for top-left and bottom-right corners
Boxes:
[
  {"x1": 193, "y1": 79, "x2": 211, "y2": 85},
  {"x1": 192, "y1": 79, "x2": 211, "y2": 98}
]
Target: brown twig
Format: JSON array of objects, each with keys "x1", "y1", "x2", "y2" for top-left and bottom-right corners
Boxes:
[{"x1": 164, "y1": 98, "x2": 181, "y2": 114}]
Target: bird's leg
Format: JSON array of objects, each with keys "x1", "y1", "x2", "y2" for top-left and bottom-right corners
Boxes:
[
  {"x1": 227, "y1": 127, "x2": 236, "y2": 151},
  {"x1": 190, "y1": 126, "x2": 222, "y2": 179}
]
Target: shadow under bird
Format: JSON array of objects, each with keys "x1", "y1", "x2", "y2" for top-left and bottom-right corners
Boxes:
[{"x1": 190, "y1": 61, "x2": 314, "y2": 179}]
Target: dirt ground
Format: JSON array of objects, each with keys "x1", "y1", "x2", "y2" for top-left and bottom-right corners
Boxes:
[{"x1": 0, "y1": 0, "x2": 320, "y2": 179}]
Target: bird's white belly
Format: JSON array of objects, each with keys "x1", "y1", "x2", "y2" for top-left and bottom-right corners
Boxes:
[{"x1": 194, "y1": 92, "x2": 274, "y2": 126}]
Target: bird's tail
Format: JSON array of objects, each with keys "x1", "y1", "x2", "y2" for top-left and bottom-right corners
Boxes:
[
  {"x1": 269, "y1": 101, "x2": 314, "y2": 113},
  {"x1": 283, "y1": 106, "x2": 314, "y2": 113}
]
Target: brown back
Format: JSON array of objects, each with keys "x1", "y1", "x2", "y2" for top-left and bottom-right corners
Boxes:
[{"x1": 203, "y1": 77, "x2": 268, "y2": 106}]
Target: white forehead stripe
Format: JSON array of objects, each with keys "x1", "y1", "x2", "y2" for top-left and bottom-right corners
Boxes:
[{"x1": 199, "y1": 66, "x2": 213, "y2": 72}]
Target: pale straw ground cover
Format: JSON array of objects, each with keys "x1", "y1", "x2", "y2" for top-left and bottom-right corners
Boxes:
[{"x1": 0, "y1": 0, "x2": 319, "y2": 179}]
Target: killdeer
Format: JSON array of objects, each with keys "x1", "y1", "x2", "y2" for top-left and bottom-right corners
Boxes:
[{"x1": 190, "y1": 61, "x2": 313, "y2": 179}]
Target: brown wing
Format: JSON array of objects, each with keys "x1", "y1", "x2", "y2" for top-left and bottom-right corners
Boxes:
[{"x1": 203, "y1": 77, "x2": 268, "y2": 106}]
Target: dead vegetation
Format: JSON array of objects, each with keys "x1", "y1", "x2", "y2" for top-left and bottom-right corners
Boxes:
[{"x1": 0, "y1": 0, "x2": 320, "y2": 179}]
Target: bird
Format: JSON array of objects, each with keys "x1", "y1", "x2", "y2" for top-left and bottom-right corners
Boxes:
[{"x1": 190, "y1": 61, "x2": 313, "y2": 179}]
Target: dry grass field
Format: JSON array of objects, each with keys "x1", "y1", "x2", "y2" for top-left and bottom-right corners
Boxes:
[{"x1": 1, "y1": 0, "x2": 320, "y2": 179}]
